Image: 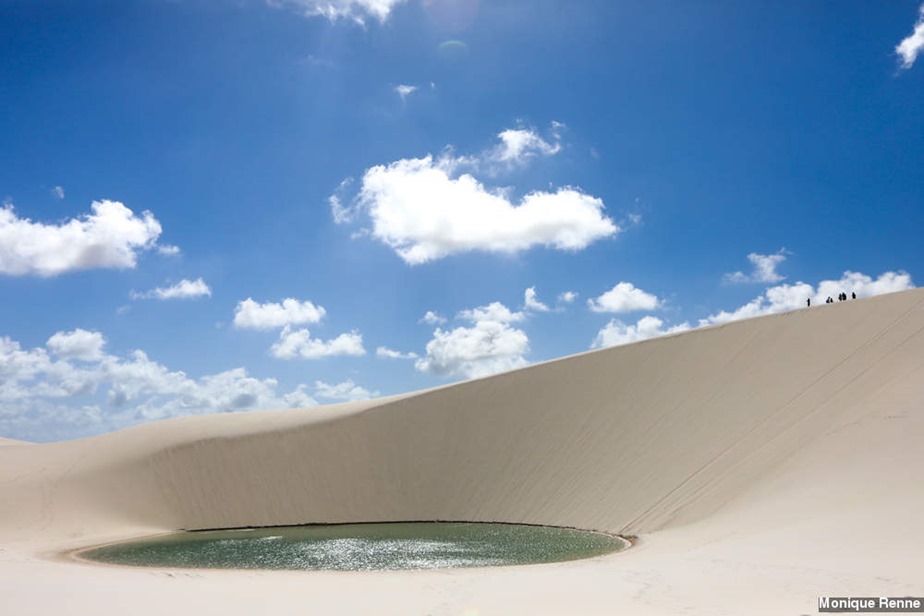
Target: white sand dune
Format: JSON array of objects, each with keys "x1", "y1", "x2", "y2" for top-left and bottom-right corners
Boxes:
[
  {"x1": 0, "y1": 437, "x2": 31, "y2": 446},
  {"x1": 2, "y1": 288, "x2": 923, "y2": 615}
]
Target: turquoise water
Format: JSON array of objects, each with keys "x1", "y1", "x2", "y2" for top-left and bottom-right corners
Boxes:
[{"x1": 80, "y1": 522, "x2": 627, "y2": 571}]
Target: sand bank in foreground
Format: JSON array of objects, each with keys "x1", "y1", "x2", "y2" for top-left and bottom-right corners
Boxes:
[{"x1": 2, "y1": 288, "x2": 923, "y2": 615}]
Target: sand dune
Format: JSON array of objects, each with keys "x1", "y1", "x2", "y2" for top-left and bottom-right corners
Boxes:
[
  {"x1": 2, "y1": 288, "x2": 923, "y2": 615},
  {"x1": 0, "y1": 437, "x2": 30, "y2": 446}
]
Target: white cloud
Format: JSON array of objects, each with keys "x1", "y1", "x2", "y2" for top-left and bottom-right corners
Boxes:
[
  {"x1": 270, "y1": 0, "x2": 407, "y2": 24},
  {"x1": 0, "y1": 200, "x2": 163, "y2": 276},
  {"x1": 816, "y1": 270, "x2": 913, "y2": 299},
  {"x1": 100, "y1": 349, "x2": 202, "y2": 410},
  {"x1": 701, "y1": 271, "x2": 914, "y2": 326},
  {"x1": 333, "y1": 125, "x2": 618, "y2": 264},
  {"x1": 419, "y1": 310, "x2": 447, "y2": 325},
  {"x1": 897, "y1": 3, "x2": 924, "y2": 70},
  {"x1": 586, "y1": 270, "x2": 914, "y2": 351},
  {"x1": 0, "y1": 332, "x2": 331, "y2": 441},
  {"x1": 702, "y1": 282, "x2": 814, "y2": 326},
  {"x1": 46, "y1": 329, "x2": 106, "y2": 361},
  {"x1": 394, "y1": 84, "x2": 417, "y2": 100},
  {"x1": 376, "y1": 346, "x2": 418, "y2": 359},
  {"x1": 314, "y1": 379, "x2": 378, "y2": 401},
  {"x1": 488, "y1": 125, "x2": 561, "y2": 167},
  {"x1": 233, "y1": 298, "x2": 326, "y2": 330},
  {"x1": 416, "y1": 320, "x2": 529, "y2": 379},
  {"x1": 592, "y1": 316, "x2": 691, "y2": 349},
  {"x1": 131, "y1": 278, "x2": 212, "y2": 301},
  {"x1": 329, "y1": 178, "x2": 356, "y2": 224},
  {"x1": 416, "y1": 300, "x2": 529, "y2": 380},
  {"x1": 51, "y1": 186, "x2": 65, "y2": 200},
  {"x1": 270, "y1": 326, "x2": 365, "y2": 359},
  {"x1": 587, "y1": 282, "x2": 661, "y2": 313},
  {"x1": 0, "y1": 338, "x2": 64, "y2": 400},
  {"x1": 157, "y1": 244, "x2": 181, "y2": 256},
  {"x1": 724, "y1": 249, "x2": 788, "y2": 284},
  {"x1": 232, "y1": 299, "x2": 364, "y2": 360},
  {"x1": 281, "y1": 384, "x2": 318, "y2": 409},
  {"x1": 414, "y1": 291, "x2": 561, "y2": 379},
  {"x1": 458, "y1": 301, "x2": 525, "y2": 323},
  {"x1": 355, "y1": 157, "x2": 616, "y2": 264},
  {"x1": 524, "y1": 287, "x2": 551, "y2": 312},
  {"x1": 558, "y1": 291, "x2": 578, "y2": 304}
]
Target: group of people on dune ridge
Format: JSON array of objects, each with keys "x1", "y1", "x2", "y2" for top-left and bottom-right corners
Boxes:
[{"x1": 809, "y1": 291, "x2": 856, "y2": 307}]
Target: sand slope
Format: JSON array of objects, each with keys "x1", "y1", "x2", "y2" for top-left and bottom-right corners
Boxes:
[
  {"x1": 0, "y1": 436, "x2": 30, "y2": 446},
  {"x1": 2, "y1": 288, "x2": 923, "y2": 615}
]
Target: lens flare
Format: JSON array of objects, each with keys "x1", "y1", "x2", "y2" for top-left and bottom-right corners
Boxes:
[{"x1": 438, "y1": 40, "x2": 469, "y2": 61}]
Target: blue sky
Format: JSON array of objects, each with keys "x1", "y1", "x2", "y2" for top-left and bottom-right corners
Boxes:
[{"x1": 2, "y1": 0, "x2": 923, "y2": 442}]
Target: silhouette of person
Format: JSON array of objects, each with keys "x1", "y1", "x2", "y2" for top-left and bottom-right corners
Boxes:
[
  {"x1": 852, "y1": 292, "x2": 856, "y2": 300},
  {"x1": 807, "y1": 298, "x2": 811, "y2": 307}
]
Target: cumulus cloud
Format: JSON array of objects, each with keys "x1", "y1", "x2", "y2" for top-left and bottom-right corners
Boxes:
[
  {"x1": 232, "y1": 297, "x2": 366, "y2": 361},
  {"x1": 724, "y1": 249, "x2": 788, "y2": 284},
  {"x1": 51, "y1": 186, "x2": 65, "y2": 200},
  {"x1": 587, "y1": 282, "x2": 661, "y2": 313},
  {"x1": 233, "y1": 298, "x2": 326, "y2": 330},
  {"x1": 558, "y1": 291, "x2": 578, "y2": 304},
  {"x1": 897, "y1": 3, "x2": 924, "y2": 70},
  {"x1": 592, "y1": 316, "x2": 691, "y2": 349},
  {"x1": 356, "y1": 158, "x2": 615, "y2": 264},
  {"x1": 487, "y1": 124, "x2": 562, "y2": 168},
  {"x1": 314, "y1": 379, "x2": 378, "y2": 401},
  {"x1": 394, "y1": 84, "x2": 417, "y2": 100},
  {"x1": 419, "y1": 310, "x2": 447, "y2": 325},
  {"x1": 415, "y1": 289, "x2": 570, "y2": 378},
  {"x1": 816, "y1": 271, "x2": 913, "y2": 298},
  {"x1": 416, "y1": 321, "x2": 529, "y2": 379},
  {"x1": 270, "y1": 0, "x2": 407, "y2": 24},
  {"x1": 0, "y1": 332, "x2": 366, "y2": 441},
  {"x1": 157, "y1": 244, "x2": 181, "y2": 256},
  {"x1": 376, "y1": 346, "x2": 418, "y2": 359},
  {"x1": 332, "y1": 125, "x2": 618, "y2": 264},
  {"x1": 701, "y1": 271, "x2": 914, "y2": 326},
  {"x1": 131, "y1": 278, "x2": 212, "y2": 301},
  {"x1": 270, "y1": 326, "x2": 365, "y2": 359},
  {"x1": 46, "y1": 329, "x2": 106, "y2": 361},
  {"x1": 702, "y1": 282, "x2": 813, "y2": 326},
  {"x1": 524, "y1": 287, "x2": 551, "y2": 312},
  {"x1": 281, "y1": 384, "x2": 319, "y2": 409},
  {"x1": 457, "y1": 301, "x2": 525, "y2": 324},
  {"x1": 416, "y1": 300, "x2": 529, "y2": 380},
  {"x1": 0, "y1": 200, "x2": 163, "y2": 276},
  {"x1": 586, "y1": 270, "x2": 914, "y2": 351}
]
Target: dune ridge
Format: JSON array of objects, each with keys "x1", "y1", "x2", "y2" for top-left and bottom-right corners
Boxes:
[{"x1": 2, "y1": 288, "x2": 923, "y2": 615}]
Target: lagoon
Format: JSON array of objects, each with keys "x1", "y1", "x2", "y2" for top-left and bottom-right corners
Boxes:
[{"x1": 80, "y1": 522, "x2": 628, "y2": 571}]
